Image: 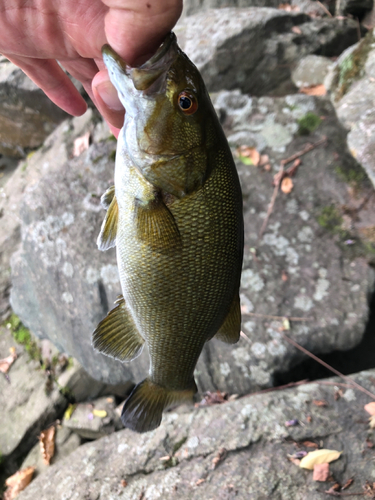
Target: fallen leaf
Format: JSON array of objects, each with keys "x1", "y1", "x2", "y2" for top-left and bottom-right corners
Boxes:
[
  {"x1": 64, "y1": 403, "x2": 77, "y2": 420},
  {"x1": 312, "y1": 399, "x2": 328, "y2": 407},
  {"x1": 259, "y1": 154, "x2": 269, "y2": 166},
  {"x1": 120, "y1": 479, "x2": 128, "y2": 488},
  {"x1": 73, "y1": 132, "x2": 90, "y2": 157},
  {"x1": 299, "y1": 449, "x2": 342, "y2": 470},
  {"x1": 211, "y1": 448, "x2": 227, "y2": 469},
  {"x1": 342, "y1": 478, "x2": 354, "y2": 490},
  {"x1": 195, "y1": 391, "x2": 228, "y2": 407},
  {"x1": 196, "y1": 479, "x2": 205, "y2": 486},
  {"x1": 364, "y1": 402, "x2": 375, "y2": 416},
  {"x1": 366, "y1": 438, "x2": 374, "y2": 448},
  {"x1": 306, "y1": 415, "x2": 312, "y2": 423},
  {"x1": 236, "y1": 146, "x2": 260, "y2": 166},
  {"x1": 93, "y1": 409, "x2": 107, "y2": 418},
  {"x1": 291, "y1": 26, "x2": 302, "y2": 34},
  {"x1": 299, "y1": 84, "x2": 327, "y2": 96},
  {"x1": 363, "y1": 481, "x2": 375, "y2": 497},
  {"x1": 325, "y1": 483, "x2": 341, "y2": 494},
  {"x1": 39, "y1": 425, "x2": 55, "y2": 465},
  {"x1": 282, "y1": 317, "x2": 290, "y2": 331},
  {"x1": 281, "y1": 176, "x2": 293, "y2": 194},
  {"x1": 303, "y1": 441, "x2": 319, "y2": 449},
  {"x1": 313, "y1": 462, "x2": 330, "y2": 481},
  {"x1": 281, "y1": 270, "x2": 288, "y2": 282},
  {"x1": 3, "y1": 467, "x2": 35, "y2": 500},
  {"x1": 159, "y1": 455, "x2": 171, "y2": 462},
  {"x1": 0, "y1": 347, "x2": 17, "y2": 374},
  {"x1": 334, "y1": 389, "x2": 343, "y2": 400}
]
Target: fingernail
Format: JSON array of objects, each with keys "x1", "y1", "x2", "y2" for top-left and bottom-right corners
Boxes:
[{"x1": 95, "y1": 80, "x2": 123, "y2": 112}]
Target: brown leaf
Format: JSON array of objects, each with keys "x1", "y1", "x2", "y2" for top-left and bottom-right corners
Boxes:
[
  {"x1": 120, "y1": 479, "x2": 128, "y2": 488},
  {"x1": 236, "y1": 145, "x2": 260, "y2": 166},
  {"x1": 281, "y1": 176, "x2": 294, "y2": 194},
  {"x1": 302, "y1": 441, "x2": 319, "y2": 449},
  {"x1": 73, "y1": 131, "x2": 90, "y2": 157},
  {"x1": 306, "y1": 415, "x2": 312, "y2": 423},
  {"x1": 312, "y1": 399, "x2": 328, "y2": 407},
  {"x1": 281, "y1": 270, "x2": 288, "y2": 282},
  {"x1": 313, "y1": 463, "x2": 330, "y2": 482},
  {"x1": 364, "y1": 402, "x2": 375, "y2": 416},
  {"x1": 0, "y1": 347, "x2": 17, "y2": 374},
  {"x1": 299, "y1": 84, "x2": 327, "y2": 96},
  {"x1": 366, "y1": 438, "x2": 374, "y2": 448},
  {"x1": 291, "y1": 26, "x2": 302, "y2": 34},
  {"x1": 342, "y1": 478, "x2": 354, "y2": 490},
  {"x1": 4, "y1": 467, "x2": 35, "y2": 500},
  {"x1": 211, "y1": 448, "x2": 227, "y2": 469},
  {"x1": 39, "y1": 425, "x2": 55, "y2": 465},
  {"x1": 195, "y1": 391, "x2": 228, "y2": 407},
  {"x1": 334, "y1": 389, "x2": 344, "y2": 400},
  {"x1": 326, "y1": 483, "x2": 341, "y2": 494},
  {"x1": 363, "y1": 481, "x2": 375, "y2": 498},
  {"x1": 196, "y1": 479, "x2": 205, "y2": 486}
]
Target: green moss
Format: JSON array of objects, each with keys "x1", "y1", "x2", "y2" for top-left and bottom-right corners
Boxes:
[
  {"x1": 317, "y1": 205, "x2": 343, "y2": 233},
  {"x1": 297, "y1": 112, "x2": 322, "y2": 135},
  {"x1": 6, "y1": 314, "x2": 40, "y2": 361},
  {"x1": 92, "y1": 154, "x2": 104, "y2": 164},
  {"x1": 335, "y1": 31, "x2": 374, "y2": 101},
  {"x1": 109, "y1": 150, "x2": 116, "y2": 162},
  {"x1": 172, "y1": 436, "x2": 187, "y2": 455},
  {"x1": 108, "y1": 134, "x2": 117, "y2": 142},
  {"x1": 334, "y1": 164, "x2": 365, "y2": 186}
]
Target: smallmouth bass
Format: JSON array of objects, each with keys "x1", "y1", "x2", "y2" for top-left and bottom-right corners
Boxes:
[{"x1": 93, "y1": 32, "x2": 243, "y2": 433}]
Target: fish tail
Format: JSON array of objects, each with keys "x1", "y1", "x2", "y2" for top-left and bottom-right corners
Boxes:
[{"x1": 121, "y1": 378, "x2": 197, "y2": 433}]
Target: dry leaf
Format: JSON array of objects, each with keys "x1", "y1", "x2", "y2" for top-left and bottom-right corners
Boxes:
[
  {"x1": 73, "y1": 131, "x2": 90, "y2": 157},
  {"x1": 39, "y1": 426, "x2": 55, "y2": 465},
  {"x1": 299, "y1": 449, "x2": 342, "y2": 470},
  {"x1": 259, "y1": 154, "x2": 269, "y2": 166},
  {"x1": 195, "y1": 391, "x2": 228, "y2": 407},
  {"x1": 366, "y1": 438, "x2": 374, "y2": 448},
  {"x1": 312, "y1": 399, "x2": 328, "y2": 407},
  {"x1": 303, "y1": 441, "x2": 319, "y2": 449},
  {"x1": 342, "y1": 478, "x2": 354, "y2": 490},
  {"x1": 281, "y1": 270, "x2": 288, "y2": 282},
  {"x1": 121, "y1": 479, "x2": 128, "y2": 488},
  {"x1": 4, "y1": 467, "x2": 35, "y2": 500},
  {"x1": 0, "y1": 347, "x2": 17, "y2": 374},
  {"x1": 236, "y1": 146, "x2": 260, "y2": 166},
  {"x1": 334, "y1": 389, "x2": 343, "y2": 400},
  {"x1": 306, "y1": 415, "x2": 312, "y2": 423},
  {"x1": 196, "y1": 479, "x2": 205, "y2": 486},
  {"x1": 364, "y1": 402, "x2": 375, "y2": 416},
  {"x1": 278, "y1": 3, "x2": 300, "y2": 11},
  {"x1": 326, "y1": 483, "x2": 341, "y2": 494},
  {"x1": 291, "y1": 26, "x2": 302, "y2": 34},
  {"x1": 93, "y1": 409, "x2": 107, "y2": 418},
  {"x1": 282, "y1": 317, "x2": 290, "y2": 331},
  {"x1": 211, "y1": 448, "x2": 227, "y2": 469},
  {"x1": 313, "y1": 463, "x2": 330, "y2": 481},
  {"x1": 363, "y1": 481, "x2": 375, "y2": 497},
  {"x1": 64, "y1": 403, "x2": 77, "y2": 420},
  {"x1": 281, "y1": 176, "x2": 293, "y2": 194},
  {"x1": 299, "y1": 84, "x2": 327, "y2": 96}
]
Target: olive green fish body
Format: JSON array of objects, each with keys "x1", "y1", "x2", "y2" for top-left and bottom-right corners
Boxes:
[{"x1": 93, "y1": 33, "x2": 243, "y2": 432}]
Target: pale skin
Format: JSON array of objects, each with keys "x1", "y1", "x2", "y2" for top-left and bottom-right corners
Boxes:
[{"x1": 0, "y1": 0, "x2": 183, "y2": 137}]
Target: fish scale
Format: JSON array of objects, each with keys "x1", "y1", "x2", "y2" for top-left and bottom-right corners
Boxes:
[{"x1": 93, "y1": 32, "x2": 243, "y2": 432}]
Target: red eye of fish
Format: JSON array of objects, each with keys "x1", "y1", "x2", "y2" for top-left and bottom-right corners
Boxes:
[{"x1": 178, "y1": 92, "x2": 198, "y2": 115}]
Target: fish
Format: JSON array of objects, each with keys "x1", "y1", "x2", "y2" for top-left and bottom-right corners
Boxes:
[{"x1": 93, "y1": 32, "x2": 244, "y2": 433}]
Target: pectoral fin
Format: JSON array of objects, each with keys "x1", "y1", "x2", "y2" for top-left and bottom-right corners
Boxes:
[
  {"x1": 97, "y1": 194, "x2": 118, "y2": 251},
  {"x1": 134, "y1": 196, "x2": 182, "y2": 254},
  {"x1": 214, "y1": 294, "x2": 241, "y2": 344},
  {"x1": 100, "y1": 185, "x2": 115, "y2": 209},
  {"x1": 92, "y1": 296, "x2": 144, "y2": 362}
]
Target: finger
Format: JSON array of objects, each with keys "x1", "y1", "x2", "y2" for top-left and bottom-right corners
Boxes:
[
  {"x1": 4, "y1": 55, "x2": 88, "y2": 116},
  {"x1": 102, "y1": 0, "x2": 183, "y2": 65},
  {"x1": 92, "y1": 70, "x2": 124, "y2": 132}
]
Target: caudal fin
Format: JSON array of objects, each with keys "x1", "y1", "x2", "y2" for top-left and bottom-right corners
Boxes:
[{"x1": 121, "y1": 378, "x2": 196, "y2": 433}]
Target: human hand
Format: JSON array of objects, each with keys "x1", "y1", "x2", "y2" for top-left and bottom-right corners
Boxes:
[{"x1": 0, "y1": 0, "x2": 182, "y2": 136}]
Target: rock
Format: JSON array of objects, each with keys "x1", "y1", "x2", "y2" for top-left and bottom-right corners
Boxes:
[
  {"x1": 16, "y1": 368, "x2": 375, "y2": 500},
  {"x1": 327, "y1": 30, "x2": 375, "y2": 189},
  {"x1": 338, "y1": 0, "x2": 373, "y2": 18},
  {"x1": 291, "y1": 54, "x2": 333, "y2": 88},
  {"x1": 21, "y1": 426, "x2": 81, "y2": 479},
  {"x1": 62, "y1": 396, "x2": 122, "y2": 440},
  {"x1": 0, "y1": 326, "x2": 67, "y2": 471},
  {"x1": 0, "y1": 57, "x2": 69, "y2": 157},
  {"x1": 175, "y1": 8, "x2": 363, "y2": 96},
  {"x1": 0, "y1": 108, "x2": 109, "y2": 319}
]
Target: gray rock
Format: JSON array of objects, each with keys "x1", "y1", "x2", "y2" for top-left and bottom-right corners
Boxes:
[
  {"x1": 0, "y1": 58, "x2": 69, "y2": 157},
  {"x1": 9, "y1": 89, "x2": 375, "y2": 396},
  {"x1": 21, "y1": 426, "x2": 81, "y2": 479},
  {"x1": 328, "y1": 30, "x2": 375, "y2": 189},
  {"x1": 176, "y1": 8, "x2": 363, "y2": 96},
  {"x1": 17, "y1": 368, "x2": 375, "y2": 500},
  {"x1": 0, "y1": 326, "x2": 67, "y2": 468},
  {"x1": 338, "y1": 0, "x2": 373, "y2": 17},
  {"x1": 62, "y1": 396, "x2": 122, "y2": 440},
  {"x1": 291, "y1": 54, "x2": 333, "y2": 88}
]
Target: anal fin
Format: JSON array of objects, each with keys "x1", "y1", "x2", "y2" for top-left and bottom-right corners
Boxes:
[
  {"x1": 214, "y1": 294, "x2": 241, "y2": 344},
  {"x1": 121, "y1": 378, "x2": 197, "y2": 433},
  {"x1": 97, "y1": 193, "x2": 118, "y2": 251},
  {"x1": 92, "y1": 296, "x2": 144, "y2": 362},
  {"x1": 134, "y1": 195, "x2": 181, "y2": 254}
]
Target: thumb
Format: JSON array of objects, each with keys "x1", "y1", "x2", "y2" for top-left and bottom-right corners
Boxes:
[{"x1": 92, "y1": 69, "x2": 124, "y2": 135}]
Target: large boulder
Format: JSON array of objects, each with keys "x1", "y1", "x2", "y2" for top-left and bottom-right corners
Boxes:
[
  {"x1": 16, "y1": 368, "x2": 375, "y2": 500},
  {"x1": 10, "y1": 91, "x2": 375, "y2": 394},
  {"x1": 175, "y1": 8, "x2": 364, "y2": 96},
  {"x1": 0, "y1": 58, "x2": 69, "y2": 157}
]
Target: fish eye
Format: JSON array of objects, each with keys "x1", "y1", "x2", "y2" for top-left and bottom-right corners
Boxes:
[{"x1": 177, "y1": 91, "x2": 198, "y2": 115}]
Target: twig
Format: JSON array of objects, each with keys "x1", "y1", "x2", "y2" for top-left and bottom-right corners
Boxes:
[
  {"x1": 316, "y1": 0, "x2": 333, "y2": 16},
  {"x1": 281, "y1": 332, "x2": 375, "y2": 400},
  {"x1": 316, "y1": 380, "x2": 361, "y2": 390},
  {"x1": 318, "y1": 490, "x2": 363, "y2": 497},
  {"x1": 242, "y1": 312, "x2": 313, "y2": 321},
  {"x1": 244, "y1": 379, "x2": 310, "y2": 397},
  {"x1": 257, "y1": 137, "x2": 326, "y2": 244}
]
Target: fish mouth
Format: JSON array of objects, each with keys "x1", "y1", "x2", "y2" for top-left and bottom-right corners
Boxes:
[{"x1": 102, "y1": 32, "x2": 178, "y2": 100}]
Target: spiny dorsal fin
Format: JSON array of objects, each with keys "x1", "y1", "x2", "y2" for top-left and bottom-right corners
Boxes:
[
  {"x1": 121, "y1": 378, "x2": 197, "y2": 433},
  {"x1": 214, "y1": 294, "x2": 241, "y2": 344},
  {"x1": 92, "y1": 296, "x2": 144, "y2": 362},
  {"x1": 97, "y1": 194, "x2": 118, "y2": 251},
  {"x1": 100, "y1": 185, "x2": 115, "y2": 209},
  {"x1": 134, "y1": 197, "x2": 182, "y2": 254}
]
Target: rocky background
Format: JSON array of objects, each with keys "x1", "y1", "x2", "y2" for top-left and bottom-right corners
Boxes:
[{"x1": 1, "y1": 0, "x2": 375, "y2": 498}]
